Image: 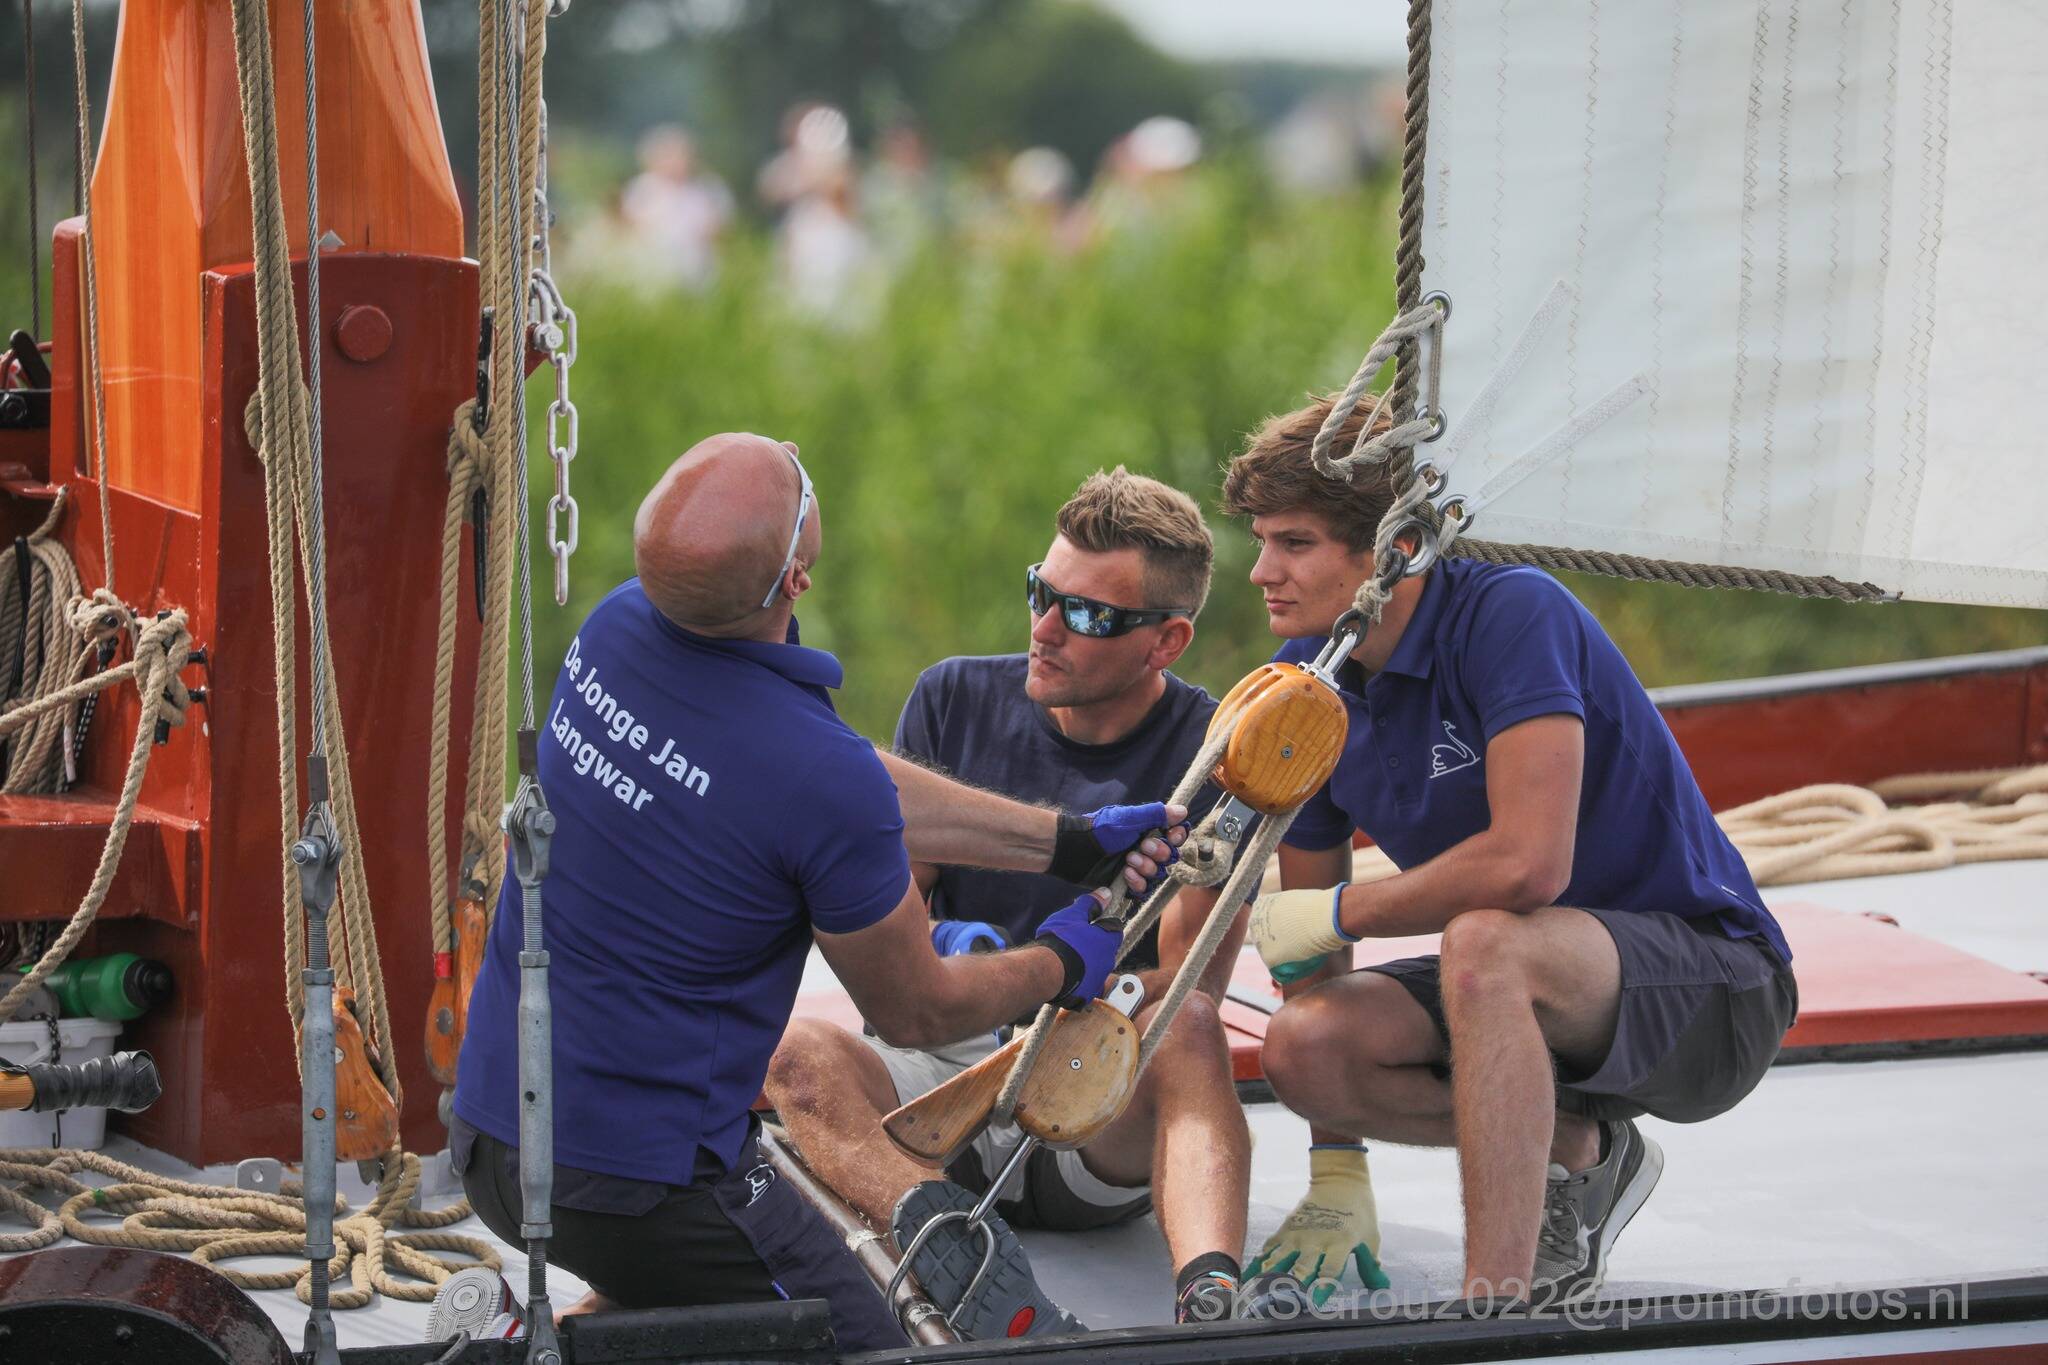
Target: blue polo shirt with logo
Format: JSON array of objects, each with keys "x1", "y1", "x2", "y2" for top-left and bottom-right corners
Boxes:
[
  {"x1": 1275, "y1": 559, "x2": 1788, "y2": 961},
  {"x1": 453, "y1": 579, "x2": 910, "y2": 1186}
]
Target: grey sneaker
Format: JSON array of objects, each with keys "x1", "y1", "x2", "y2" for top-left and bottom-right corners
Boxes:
[
  {"x1": 892, "y1": 1180, "x2": 1083, "y2": 1339},
  {"x1": 425, "y1": 1265, "x2": 527, "y2": 1343},
  {"x1": 1530, "y1": 1119, "x2": 1664, "y2": 1304}
]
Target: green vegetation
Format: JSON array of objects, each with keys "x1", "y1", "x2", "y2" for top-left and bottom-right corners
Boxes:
[{"x1": 527, "y1": 166, "x2": 2041, "y2": 742}]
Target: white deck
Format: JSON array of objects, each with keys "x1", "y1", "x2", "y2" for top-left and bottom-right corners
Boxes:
[{"x1": 4, "y1": 859, "x2": 2044, "y2": 1352}]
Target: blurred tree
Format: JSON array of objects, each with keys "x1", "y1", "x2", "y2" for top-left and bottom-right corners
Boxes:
[{"x1": 923, "y1": 2, "x2": 1212, "y2": 174}]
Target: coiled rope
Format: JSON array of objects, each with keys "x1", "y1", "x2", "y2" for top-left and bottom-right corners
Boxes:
[
  {"x1": 1720, "y1": 765, "x2": 2048, "y2": 886},
  {"x1": 0, "y1": 589, "x2": 193, "y2": 1024},
  {"x1": 0, "y1": 1148, "x2": 495, "y2": 1306}
]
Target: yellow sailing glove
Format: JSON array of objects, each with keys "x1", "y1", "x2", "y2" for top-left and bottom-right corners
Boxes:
[
  {"x1": 1246, "y1": 1145, "x2": 1390, "y2": 1302},
  {"x1": 1247, "y1": 882, "x2": 1356, "y2": 984}
]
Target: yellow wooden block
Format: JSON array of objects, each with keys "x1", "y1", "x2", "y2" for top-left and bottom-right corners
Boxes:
[{"x1": 1206, "y1": 663, "x2": 1349, "y2": 814}]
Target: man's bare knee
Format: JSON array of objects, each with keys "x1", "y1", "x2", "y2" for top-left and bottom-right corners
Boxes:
[
  {"x1": 1146, "y1": 990, "x2": 1228, "y2": 1067},
  {"x1": 766, "y1": 1019, "x2": 873, "y2": 1118},
  {"x1": 1262, "y1": 990, "x2": 1349, "y2": 1110},
  {"x1": 1439, "y1": 907, "x2": 1533, "y2": 1006}
]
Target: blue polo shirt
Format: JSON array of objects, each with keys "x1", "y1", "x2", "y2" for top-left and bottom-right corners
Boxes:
[
  {"x1": 1276, "y1": 560, "x2": 1788, "y2": 961},
  {"x1": 453, "y1": 580, "x2": 910, "y2": 1186}
]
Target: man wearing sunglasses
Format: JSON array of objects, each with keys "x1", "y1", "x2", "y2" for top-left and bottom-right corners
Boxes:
[
  {"x1": 769, "y1": 468, "x2": 1259, "y2": 1332},
  {"x1": 448, "y1": 434, "x2": 1187, "y2": 1349}
]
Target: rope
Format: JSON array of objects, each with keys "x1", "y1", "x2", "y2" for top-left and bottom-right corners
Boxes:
[
  {"x1": 1718, "y1": 765, "x2": 2048, "y2": 886},
  {"x1": 427, "y1": 0, "x2": 548, "y2": 967},
  {"x1": 69, "y1": 0, "x2": 114, "y2": 592},
  {"x1": 993, "y1": 725, "x2": 1253, "y2": 1126},
  {"x1": 1392, "y1": 0, "x2": 1432, "y2": 424},
  {"x1": 0, "y1": 1148, "x2": 496, "y2": 1304},
  {"x1": 0, "y1": 490, "x2": 85, "y2": 795},
  {"x1": 0, "y1": 600, "x2": 192, "y2": 1023},
  {"x1": 228, "y1": 0, "x2": 393, "y2": 1090},
  {"x1": 1446, "y1": 539, "x2": 1889, "y2": 602}
]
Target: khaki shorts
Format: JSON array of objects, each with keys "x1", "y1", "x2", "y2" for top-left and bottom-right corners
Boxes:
[{"x1": 864, "y1": 1031, "x2": 1152, "y2": 1232}]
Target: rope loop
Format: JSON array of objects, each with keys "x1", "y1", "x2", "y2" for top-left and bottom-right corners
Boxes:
[
  {"x1": 1, "y1": 1146, "x2": 496, "y2": 1304},
  {"x1": 1309, "y1": 303, "x2": 1443, "y2": 482}
]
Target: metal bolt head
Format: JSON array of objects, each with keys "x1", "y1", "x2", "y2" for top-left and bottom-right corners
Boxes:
[
  {"x1": 1069, "y1": 1057, "x2": 1082, "y2": 1070},
  {"x1": 1281, "y1": 744, "x2": 1294, "y2": 759}
]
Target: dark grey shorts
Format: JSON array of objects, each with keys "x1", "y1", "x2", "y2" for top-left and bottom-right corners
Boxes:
[{"x1": 1364, "y1": 908, "x2": 1799, "y2": 1124}]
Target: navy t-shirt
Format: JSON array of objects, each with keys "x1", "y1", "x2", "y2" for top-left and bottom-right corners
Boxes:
[
  {"x1": 453, "y1": 580, "x2": 910, "y2": 1186},
  {"x1": 894, "y1": 655, "x2": 1218, "y2": 967},
  {"x1": 1276, "y1": 560, "x2": 1789, "y2": 962}
]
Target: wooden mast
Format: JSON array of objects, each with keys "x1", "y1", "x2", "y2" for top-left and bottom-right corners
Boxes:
[{"x1": 0, "y1": 0, "x2": 482, "y2": 1163}]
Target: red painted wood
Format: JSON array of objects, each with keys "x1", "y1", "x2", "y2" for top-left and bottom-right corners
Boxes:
[
  {"x1": 2026, "y1": 666, "x2": 2048, "y2": 765},
  {"x1": 1660, "y1": 667, "x2": 2044, "y2": 813},
  {"x1": 0, "y1": 795, "x2": 199, "y2": 929},
  {"x1": 1, "y1": 250, "x2": 481, "y2": 1164}
]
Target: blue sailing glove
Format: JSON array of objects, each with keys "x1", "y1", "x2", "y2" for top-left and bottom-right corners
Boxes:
[
  {"x1": 1048, "y1": 801, "x2": 1186, "y2": 891},
  {"x1": 1032, "y1": 895, "x2": 1121, "y2": 1008},
  {"x1": 931, "y1": 919, "x2": 1008, "y2": 956}
]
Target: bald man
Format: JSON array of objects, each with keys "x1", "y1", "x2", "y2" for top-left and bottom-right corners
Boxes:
[{"x1": 444, "y1": 434, "x2": 1183, "y2": 1350}]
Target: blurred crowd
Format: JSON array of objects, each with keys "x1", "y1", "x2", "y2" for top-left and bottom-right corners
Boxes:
[{"x1": 565, "y1": 83, "x2": 1402, "y2": 325}]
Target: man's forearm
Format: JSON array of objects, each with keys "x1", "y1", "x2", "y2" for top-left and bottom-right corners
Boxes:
[
  {"x1": 1337, "y1": 832, "x2": 1559, "y2": 939},
  {"x1": 909, "y1": 943, "x2": 1067, "y2": 1046},
  {"x1": 878, "y1": 749, "x2": 1055, "y2": 872}
]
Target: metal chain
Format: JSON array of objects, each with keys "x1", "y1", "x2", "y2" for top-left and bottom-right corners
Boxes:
[
  {"x1": 499, "y1": 0, "x2": 535, "y2": 731},
  {"x1": 528, "y1": 97, "x2": 579, "y2": 608}
]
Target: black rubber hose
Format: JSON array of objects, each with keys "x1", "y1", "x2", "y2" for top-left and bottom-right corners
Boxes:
[{"x1": 6, "y1": 1048, "x2": 162, "y2": 1113}]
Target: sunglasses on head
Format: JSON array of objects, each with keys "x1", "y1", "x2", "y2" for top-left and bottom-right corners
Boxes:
[
  {"x1": 1026, "y1": 563, "x2": 1191, "y2": 639},
  {"x1": 761, "y1": 445, "x2": 815, "y2": 610}
]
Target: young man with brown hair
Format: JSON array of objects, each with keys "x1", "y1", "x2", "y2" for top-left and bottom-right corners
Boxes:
[
  {"x1": 767, "y1": 466, "x2": 1259, "y2": 1332},
  {"x1": 1218, "y1": 397, "x2": 1796, "y2": 1307}
]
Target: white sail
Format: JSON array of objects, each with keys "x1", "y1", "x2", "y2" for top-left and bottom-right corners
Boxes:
[{"x1": 1420, "y1": 0, "x2": 2048, "y2": 608}]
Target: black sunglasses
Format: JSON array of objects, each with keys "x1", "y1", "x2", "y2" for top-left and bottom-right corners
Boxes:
[{"x1": 1026, "y1": 563, "x2": 1191, "y2": 639}]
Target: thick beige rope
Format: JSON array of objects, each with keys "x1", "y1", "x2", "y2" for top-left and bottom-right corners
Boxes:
[
  {"x1": 0, "y1": 1148, "x2": 495, "y2": 1305},
  {"x1": 428, "y1": 0, "x2": 549, "y2": 966},
  {"x1": 1719, "y1": 765, "x2": 2048, "y2": 886},
  {"x1": 992, "y1": 723, "x2": 1274, "y2": 1125},
  {"x1": 0, "y1": 601, "x2": 191, "y2": 1024},
  {"x1": 226, "y1": 0, "x2": 396, "y2": 1102},
  {"x1": 0, "y1": 490, "x2": 87, "y2": 796}
]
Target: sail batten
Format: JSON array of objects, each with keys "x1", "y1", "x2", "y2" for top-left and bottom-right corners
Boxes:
[{"x1": 1422, "y1": 0, "x2": 2048, "y2": 609}]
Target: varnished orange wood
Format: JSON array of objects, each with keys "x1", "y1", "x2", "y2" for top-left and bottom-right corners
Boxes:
[
  {"x1": 452, "y1": 893, "x2": 489, "y2": 1047},
  {"x1": 884, "y1": 1032, "x2": 1025, "y2": 1167},
  {"x1": 1011, "y1": 1003, "x2": 1139, "y2": 1150},
  {"x1": 424, "y1": 975, "x2": 459, "y2": 1087},
  {"x1": 331, "y1": 988, "x2": 401, "y2": 1162},
  {"x1": 0, "y1": 1073, "x2": 36, "y2": 1112},
  {"x1": 84, "y1": 0, "x2": 461, "y2": 512},
  {"x1": 1205, "y1": 663, "x2": 1349, "y2": 814}
]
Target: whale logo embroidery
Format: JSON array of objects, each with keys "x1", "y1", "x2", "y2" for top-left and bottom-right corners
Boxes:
[{"x1": 1429, "y1": 721, "x2": 1479, "y2": 779}]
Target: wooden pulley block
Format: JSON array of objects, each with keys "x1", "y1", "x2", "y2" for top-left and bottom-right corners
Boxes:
[
  {"x1": 424, "y1": 973, "x2": 459, "y2": 1086},
  {"x1": 426, "y1": 891, "x2": 489, "y2": 1087},
  {"x1": 1205, "y1": 662, "x2": 1349, "y2": 814},
  {"x1": 453, "y1": 893, "x2": 490, "y2": 1039},
  {"x1": 331, "y1": 988, "x2": 401, "y2": 1162},
  {"x1": 882, "y1": 1000, "x2": 1139, "y2": 1166},
  {"x1": 1011, "y1": 1000, "x2": 1139, "y2": 1150}
]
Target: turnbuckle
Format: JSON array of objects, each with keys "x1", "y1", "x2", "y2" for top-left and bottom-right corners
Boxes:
[{"x1": 504, "y1": 778, "x2": 556, "y2": 889}]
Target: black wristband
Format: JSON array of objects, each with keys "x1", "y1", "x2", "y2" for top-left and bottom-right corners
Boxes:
[
  {"x1": 1031, "y1": 932, "x2": 1085, "y2": 1004},
  {"x1": 1048, "y1": 812, "x2": 1122, "y2": 887}
]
